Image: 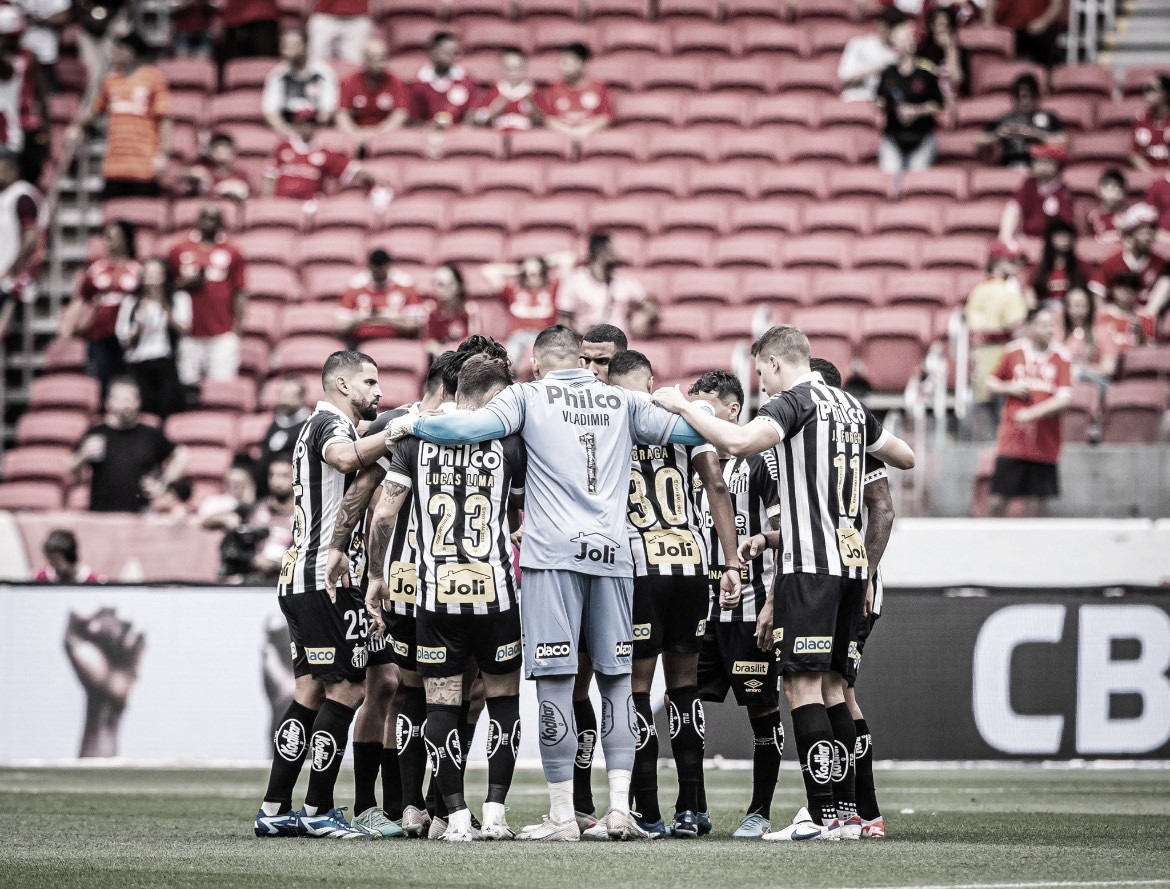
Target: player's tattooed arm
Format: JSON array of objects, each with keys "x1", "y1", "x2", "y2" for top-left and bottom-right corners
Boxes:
[
  {"x1": 330, "y1": 464, "x2": 388, "y2": 550},
  {"x1": 862, "y1": 477, "x2": 895, "y2": 576},
  {"x1": 427, "y1": 675, "x2": 462, "y2": 707}
]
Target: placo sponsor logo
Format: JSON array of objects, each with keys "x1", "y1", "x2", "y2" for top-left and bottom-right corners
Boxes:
[
  {"x1": 732, "y1": 660, "x2": 769, "y2": 675},
  {"x1": 495, "y1": 639, "x2": 521, "y2": 662},
  {"x1": 632, "y1": 623, "x2": 652, "y2": 640},
  {"x1": 695, "y1": 619, "x2": 707, "y2": 637},
  {"x1": 417, "y1": 645, "x2": 447, "y2": 664},
  {"x1": 573, "y1": 532, "x2": 619, "y2": 565},
  {"x1": 793, "y1": 636, "x2": 833, "y2": 655},
  {"x1": 614, "y1": 641, "x2": 632, "y2": 658},
  {"x1": 305, "y1": 647, "x2": 335, "y2": 665},
  {"x1": 390, "y1": 638, "x2": 409, "y2": 658},
  {"x1": 535, "y1": 641, "x2": 571, "y2": 659}
]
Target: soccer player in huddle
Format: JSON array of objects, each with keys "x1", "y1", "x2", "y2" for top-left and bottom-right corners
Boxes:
[
  {"x1": 653, "y1": 326, "x2": 914, "y2": 841},
  {"x1": 688, "y1": 370, "x2": 786, "y2": 839},
  {"x1": 367, "y1": 354, "x2": 525, "y2": 841},
  {"x1": 386, "y1": 325, "x2": 719, "y2": 841},
  {"x1": 608, "y1": 351, "x2": 742, "y2": 839},
  {"x1": 254, "y1": 350, "x2": 389, "y2": 840}
]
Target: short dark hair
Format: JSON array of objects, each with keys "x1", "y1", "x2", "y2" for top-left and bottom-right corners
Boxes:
[
  {"x1": 809, "y1": 357, "x2": 843, "y2": 388},
  {"x1": 879, "y1": 6, "x2": 906, "y2": 28},
  {"x1": 608, "y1": 349, "x2": 653, "y2": 380},
  {"x1": 1012, "y1": 73, "x2": 1040, "y2": 97},
  {"x1": 457, "y1": 354, "x2": 512, "y2": 401},
  {"x1": 750, "y1": 325, "x2": 811, "y2": 364},
  {"x1": 107, "y1": 218, "x2": 138, "y2": 261},
  {"x1": 583, "y1": 323, "x2": 628, "y2": 352},
  {"x1": 431, "y1": 30, "x2": 457, "y2": 49},
  {"x1": 369, "y1": 248, "x2": 391, "y2": 266},
  {"x1": 1112, "y1": 271, "x2": 1142, "y2": 291},
  {"x1": 113, "y1": 31, "x2": 149, "y2": 56},
  {"x1": 426, "y1": 350, "x2": 459, "y2": 396},
  {"x1": 437, "y1": 261, "x2": 466, "y2": 300},
  {"x1": 689, "y1": 369, "x2": 744, "y2": 405},
  {"x1": 43, "y1": 529, "x2": 78, "y2": 561},
  {"x1": 209, "y1": 132, "x2": 235, "y2": 148},
  {"x1": 587, "y1": 231, "x2": 612, "y2": 261},
  {"x1": 457, "y1": 334, "x2": 509, "y2": 364},
  {"x1": 166, "y1": 478, "x2": 193, "y2": 503},
  {"x1": 322, "y1": 350, "x2": 376, "y2": 388},
  {"x1": 1099, "y1": 167, "x2": 1126, "y2": 189},
  {"x1": 562, "y1": 41, "x2": 591, "y2": 62},
  {"x1": 533, "y1": 324, "x2": 581, "y2": 361}
]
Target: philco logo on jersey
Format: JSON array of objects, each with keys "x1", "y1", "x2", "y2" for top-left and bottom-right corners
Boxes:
[
  {"x1": 417, "y1": 645, "x2": 447, "y2": 663},
  {"x1": 632, "y1": 623, "x2": 651, "y2": 640},
  {"x1": 535, "y1": 641, "x2": 571, "y2": 659},
  {"x1": 573, "y1": 532, "x2": 619, "y2": 565},
  {"x1": 387, "y1": 562, "x2": 417, "y2": 603},
  {"x1": 495, "y1": 640, "x2": 521, "y2": 662},
  {"x1": 545, "y1": 386, "x2": 622, "y2": 410},
  {"x1": 816, "y1": 399, "x2": 867, "y2": 426},
  {"x1": 615, "y1": 641, "x2": 632, "y2": 658},
  {"x1": 645, "y1": 529, "x2": 701, "y2": 566},
  {"x1": 793, "y1": 636, "x2": 833, "y2": 654},
  {"x1": 733, "y1": 660, "x2": 769, "y2": 675},
  {"x1": 437, "y1": 563, "x2": 497, "y2": 604},
  {"x1": 305, "y1": 647, "x2": 335, "y2": 665},
  {"x1": 419, "y1": 441, "x2": 501, "y2": 470}
]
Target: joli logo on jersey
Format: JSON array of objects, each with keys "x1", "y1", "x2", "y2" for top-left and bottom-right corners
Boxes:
[
  {"x1": 535, "y1": 641, "x2": 571, "y2": 659},
  {"x1": 646, "y1": 529, "x2": 701, "y2": 566},
  {"x1": 793, "y1": 636, "x2": 833, "y2": 654},
  {"x1": 573, "y1": 532, "x2": 618, "y2": 565}
]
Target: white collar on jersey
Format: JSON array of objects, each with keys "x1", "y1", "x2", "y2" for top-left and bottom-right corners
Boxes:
[
  {"x1": 314, "y1": 400, "x2": 354, "y2": 425},
  {"x1": 543, "y1": 368, "x2": 594, "y2": 380},
  {"x1": 790, "y1": 371, "x2": 825, "y2": 387}
]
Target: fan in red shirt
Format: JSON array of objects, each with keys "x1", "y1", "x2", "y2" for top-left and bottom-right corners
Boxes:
[
  {"x1": 336, "y1": 248, "x2": 426, "y2": 343},
  {"x1": 986, "y1": 306, "x2": 1073, "y2": 516},
  {"x1": 536, "y1": 42, "x2": 613, "y2": 140},
  {"x1": 167, "y1": 203, "x2": 247, "y2": 384},
  {"x1": 1131, "y1": 73, "x2": 1170, "y2": 173},
  {"x1": 34, "y1": 529, "x2": 104, "y2": 584},
  {"x1": 470, "y1": 48, "x2": 539, "y2": 132},
  {"x1": 59, "y1": 219, "x2": 141, "y2": 390},
  {"x1": 1146, "y1": 172, "x2": 1170, "y2": 236},
  {"x1": 1086, "y1": 168, "x2": 1128, "y2": 244},
  {"x1": 482, "y1": 253, "x2": 571, "y2": 370},
  {"x1": 263, "y1": 107, "x2": 371, "y2": 200},
  {"x1": 335, "y1": 36, "x2": 409, "y2": 147},
  {"x1": 1026, "y1": 217, "x2": 1091, "y2": 307},
  {"x1": 999, "y1": 144, "x2": 1075, "y2": 243},
  {"x1": 1096, "y1": 271, "x2": 1157, "y2": 359},
  {"x1": 424, "y1": 261, "x2": 479, "y2": 350},
  {"x1": 1089, "y1": 203, "x2": 1169, "y2": 318},
  {"x1": 178, "y1": 133, "x2": 251, "y2": 201},
  {"x1": 409, "y1": 32, "x2": 476, "y2": 128}
]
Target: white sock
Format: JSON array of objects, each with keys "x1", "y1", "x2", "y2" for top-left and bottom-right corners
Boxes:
[
  {"x1": 483, "y1": 801, "x2": 506, "y2": 824},
  {"x1": 302, "y1": 804, "x2": 318, "y2": 816},
  {"x1": 549, "y1": 779, "x2": 574, "y2": 823},
  {"x1": 448, "y1": 807, "x2": 472, "y2": 832},
  {"x1": 608, "y1": 769, "x2": 632, "y2": 815},
  {"x1": 260, "y1": 801, "x2": 283, "y2": 816}
]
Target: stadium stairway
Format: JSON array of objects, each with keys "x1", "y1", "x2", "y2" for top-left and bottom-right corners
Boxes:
[{"x1": 1104, "y1": 0, "x2": 1170, "y2": 66}]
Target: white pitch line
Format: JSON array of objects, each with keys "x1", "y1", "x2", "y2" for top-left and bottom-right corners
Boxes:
[{"x1": 824, "y1": 881, "x2": 1170, "y2": 889}]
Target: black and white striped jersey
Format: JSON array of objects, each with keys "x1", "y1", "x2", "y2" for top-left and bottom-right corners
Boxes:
[
  {"x1": 862, "y1": 452, "x2": 888, "y2": 616},
  {"x1": 366, "y1": 405, "x2": 418, "y2": 614},
  {"x1": 757, "y1": 373, "x2": 888, "y2": 580},
  {"x1": 697, "y1": 452, "x2": 782, "y2": 623},
  {"x1": 627, "y1": 442, "x2": 715, "y2": 577},
  {"x1": 278, "y1": 401, "x2": 358, "y2": 597},
  {"x1": 386, "y1": 435, "x2": 526, "y2": 615}
]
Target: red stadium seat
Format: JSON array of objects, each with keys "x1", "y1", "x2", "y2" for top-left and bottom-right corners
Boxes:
[
  {"x1": 588, "y1": 197, "x2": 660, "y2": 235},
  {"x1": 103, "y1": 197, "x2": 168, "y2": 233},
  {"x1": 646, "y1": 232, "x2": 714, "y2": 267},
  {"x1": 258, "y1": 374, "x2": 317, "y2": 410},
  {"x1": 824, "y1": 168, "x2": 893, "y2": 199},
  {"x1": 783, "y1": 129, "x2": 854, "y2": 164},
  {"x1": 616, "y1": 93, "x2": 684, "y2": 126},
  {"x1": 774, "y1": 58, "x2": 840, "y2": 95},
  {"x1": 713, "y1": 233, "x2": 781, "y2": 268},
  {"x1": 885, "y1": 271, "x2": 956, "y2": 309},
  {"x1": 802, "y1": 200, "x2": 872, "y2": 235},
  {"x1": 633, "y1": 342, "x2": 678, "y2": 379},
  {"x1": 942, "y1": 200, "x2": 1005, "y2": 235},
  {"x1": 168, "y1": 91, "x2": 208, "y2": 128},
  {"x1": 16, "y1": 411, "x2": 90, "y2": 448},
  {"x1": 439, "y1": 128, "x2": 506, "y2": 160},
  {"x1": 642, "y1": 60, "x2": 709, "y2": 92},
  {"x1": 808, "y1": 21, "x2": 865, "y2": 56},
  {"x1": 1, "y1": 447, "x2": 72, "y2": 483},
  {"x1": 273, "y1": 336, "x2": 348, "y2": 374},
  {"x1": 738, "y1": 22, "x2": 808, "y2": 57},
  {"x1": 668, "y1": 268, "x2": 739, "y2": 305},
  {"x1": 360, "y1": 339, "x2": 431, "y2": 376},
  {"x1": 516, "y1": 0, "x2": 582, "y2": 19},
  {"x1": 184, "y1": 446, "x2": 235, "y2": 483},
  {"x1": 790, "y1": 0, "x2": 853, "y2": 19},
  {"x1": 507, "y1": 130, "x2": 573, "y2": 161},
  {"x1": 365, "y1": 129, "x2": 430, "y2": 159},
  {"x1": 900, "y1": 168, "x2": 969, "y2": 200},
  {"x1": 588, "y1": 53, "x2": 646, "y2": 90},
  {"x1": 209, "y1": 90, "x2": 265, "y2": 126},
  {"x1": 935, "y1": 128, "x2": 983, "y2": 165},
  {"x1": 816, "y1": 98, "x2": 879, "y2": 130},
  {"x1": 516, "y1": 198, "x2": 588, "y2": 234},
  {"x1": 810, "y1": 271, "x2": 880, "y2": 309},
  {"x1": 193, "y1": 373, "x2": 257, "y2": 414},
  {"x1": 236, "y1": 230, "x2": 299, "y2": 267},
  {"x1": 654, "y1": 305, "x2": 712, "y2": 342},
  {"x1": 659, "y1": 198, "x2": 728, "y2": 234},
  {"x1": 580, "y1": 128, "x2": 648, "y2": 162},
  {"x1": 239, "y1": 336, "x2": 272, "y2": 380},
  {"x1": 647, "y1": 129, "x2": 715, "y2": 162},
  {"x1": 873, "y1": 202, "x2": 941, "y2": 236},
  {"x1": 853, "y1": 235, "x2": 920, "y2": 269},
  {"x1": 237, "y1": 413, "x2": 276, "y2": 452},
  {"x1": 792, "y1": 306, "x2": 856, "y2": 376},
  {"x1": 757, "y1": 164, "x2": 828, "y2": 200},
  {"x1": 615, "y1": 164, "x2": 686, "y2": 198},
  {"x1": 710, "y1": 59, "x2": 779, "y2": 94},
  {"x1": 248, "y1": 264, "x2": 304, "y2": 304},
  {"x1": 166, "y1": 411, "x2": 239, "y2": 448},
  {"x1": 1043, "y1": 96, "x2": 1096, "y2": 132},
  {"x1": 725, "y1": 0, "x2": 788, "y2": 19},
  {"x1": 298, "y1": 231, "x2": 367, "y2": 268},
  {"x1": 920, "y1": 235, "x2": 988, "y2": 270},
  {"x1": 713, "y1": 128, "x2": 793, "y2": 165},
  {"x1": 1121, "y1": 65, "x2": 1162, "y2": 97},
  {"x1": 969, "y1": 167, "x2": 1026, "y2": 199},
  {"x1": 1096, "y1": 97, "x2": 1143, "y2": 131},
  {"x1": 437, "y1": 230, "x2": 509, "y2": 264},
  {"x1": 547, "y1": 161, "x2": 619, "y2": 197},
  {"x1": 1119, "y1": 345, "x2": 1170, "y2": 380},
  {"x1": 0, "y1": 481, "x2": 63, "y2": 510},
  {"x1": 1069, "y1": 133, "x2": 1132, "y2": 166},
  {"x1": 222, "y1": 59, "x2": 277, "y2": 91},
  {"x1": 381, "y1": 230, "x2": 438, "y2": 266},
  {"x1": 660, "y1": 0, "x2": 720, "y2": 17},
  {"x1": 507, "y1": 230, "x2": 577, "y2": 258},
  {"x1": 748, "y1": 95, "x2": 819, "y2": 127},
  {"x1": 282, "y1": 303, "x2": 342, "y2": 338},
  {"x1": 973, "y1": 61, "x2": 1047, "y2": 96},
  {"x1": 728, "y1": 200, "x2": 801, "y2": 235},
  {"x1": 683, "y1": 94, "x2": 750, "y2": 127},
  {"x1": 588, "y1": 0, "x2": 651, "y2": 18},
  {"x1": 1061, "y1": 383, "x2": 1101, "y2": 444},
  {"x1": 302, "y1": 264, "x2": 359, "y2": 302},
  {"x1": 859, "y1": 307, "x2": 934, "y2": 391},
  {"x1": 401, "y1": 161, "x2": 475, "y2": 196},
  {"x1": 782, "y1": 236, "x2": 849, "y2": 269},
  {"x1": 688, "y1": 164, "x2": 756, "y2": 198},
  {"x1": 314, "y1": 193, "x2": 377, "y2": 233},
  {"x1": 28, "y1": 375, "x2": 100, "y2": 413},
  {"x1": 670, "y1": 23, "x2": 733, "y2": 57},
  {"x1": 739, "y1": 269, "x2": 811, "y2": 309},
  {"x1": 530, "y1": 21, "x2": 594, "y2": 53},
  {"x1": 1101, "y1": 380, "x2": 1169, "y2": 443},
  {"x1": 956, "y1": 94, "x2": 1012, "y2": 130},
  {"x1": 44, "y1": 338, "x2": 87, "y2": 374},
  {"x1": 957, "y1": 25, "x2": 1013, "y2": 60},
  {"x1": 384, "y1": 194, "x2": 452, "y2": 231},
  {"x1": 241, "y1": 196, "x2": 307, "y2": 232},
  {"x1": 711, "y1": 304, "x2": 769, "y2": 341},
  {"x1": 673, "y1": 342, "x2": 738, "y2": 379},
  {"x1": 449, "y1": 196, "x2": 517, "y2": 233},
  {"x1": 157, "y1": 55, "x2": 217, "y2": 92}
]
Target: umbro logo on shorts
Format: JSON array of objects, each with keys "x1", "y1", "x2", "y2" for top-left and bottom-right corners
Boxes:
[
  {"x1": 793, "y1": 636, "x2": 833, "y2": 654},
  {"x1": 535, "y1": 641, "x2": 571, "y2": 659}
]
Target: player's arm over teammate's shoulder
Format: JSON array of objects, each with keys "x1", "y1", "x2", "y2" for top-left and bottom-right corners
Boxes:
[
  {"x1": 319, "y1": 414, "x2": 391, "y2": 475},
  {"x1": 628, "y1": 390, "x2": 712, "y2": 447},
  {"x1": 653, "y1": 385, "x2": 794, "y2": 457},
  {"x1": 862, "y1": 407, "x2": 916, "y2": 470},
  {"x1": 390, "y1": 384, "x2": 529, "y2": 446}
]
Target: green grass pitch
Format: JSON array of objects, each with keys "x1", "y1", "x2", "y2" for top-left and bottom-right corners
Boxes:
[{"x1": 2, "y1": 766, "x2": 1169, "y2": 889}]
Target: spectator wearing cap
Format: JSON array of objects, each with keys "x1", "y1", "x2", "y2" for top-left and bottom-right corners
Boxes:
[
  {"x1": 12, "y1": 0, "x2": 70, "y2": 91},
  {"x1": 1087, "y1": 168, "x2": 1129, "y2": 244},
  {"x1": 335, "y1": 37, "x2": 409, "y2": 151},
  {"x1": 965, "y1": 240, "x2": 1029, "y2": 423},
  {"x1": 471, "y1": 47, "x2": 540, "y2": 132},
  {"x1": 0, "y1": 146, "x2": 44, "y2": 341},
  {"x1": 557, "y1": 231, "x2": 657, "y2": 337},
  {"x1": 1026, "y1": 218, "x2": 1090, "y2": 309},
  {"x1": 67, "y1": 32, "x2": 172, "y2": 199},
  {"x1": 307, "y1": 0, "x2": 371, "y2": 65},
  {"x1": 220, "y1": 0, "x2": 279, "y2": 60},
  {"x1": 978, "y1": 74, "x2": 1066, "y2": 168},
  {"x1": 261, "y1": 27, "x2": 338, "y2": 140},
  {"x1": 1130, "y1": 73, "x2": 1169, "y2": 173},
  {"x1": 838, "y1": 7, "x2": 902, "y2": 103},
  {"x1": 537, "y1": 42, "x2": 613, "y2": 140},
  {"x1": 178, "y1": 132, "x2": 251, "y2": 201},
  {"x1": 984, "y1": 0, "x2": 1065, "y2": 67},
  {"x1": 34, "y1": 529, "x2": 104, "y2": 583},
  {"x1": 410, "y1": 32, "x2": 476, "y2": 129},
  {"x1": 874, "y1": 20, "x2": 944, "y2": 176},
  {"x1": 999, "y1": 144, "x2": 1075, "y2": 244},
  {"x1": 336, "y1": 248, "x2": 426, "y2": 345},
  {"x1": 263, "y1": 107, "x2": 376, "y2": 200},
  {"x1": 1090, "y1": 203, "x2": 1169, "y2": 318}
]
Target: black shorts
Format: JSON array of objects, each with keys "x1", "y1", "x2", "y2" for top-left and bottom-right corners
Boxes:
[
  {"x1": 385, "y1": 609, "x2": 418, "y2": 672},
  {"x1": 697, "y1": 621, "x2": 781, "y2": 709},
  {"x1": 990, "y1": 456, "x2": 1059, "y2": 499},
  {"x1": 773, "y1": 574, "x2": 865, "y2": 677},
  {"x1": 367, "y1": 606, "x2": 397, "y2": 667},
  {"x1": 415, "y1": 607, "x2": 522, "y2": 679},
  {"x1": 632, "y1": 575, "x2": 710, "y2": 659},
  {"x1": 844, "y1": 611, "x2": 880, "y2": 687},
  {"x1": 280, "y1": 586, "x2": 368, "y2": 683}
]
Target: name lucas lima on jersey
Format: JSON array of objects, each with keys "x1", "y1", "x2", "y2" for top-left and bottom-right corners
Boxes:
[{"x1": 420, "y1": 440, "x2": 504, "y2": 487}]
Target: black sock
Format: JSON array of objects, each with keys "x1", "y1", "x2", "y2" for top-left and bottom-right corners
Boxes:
[
  {"x1": 381, "y1": 747, "x2": 403, "y2": 820},
  {"x1": 747, "y1": 711, "x2": 784, "y2": 820},
  {"x1": 485, "y1": 695, "x2": 520, "y2": 805},
  {"x1": 304, "y1": 699, "x2": 357, "y2": 813},
  {"x1": 458, "y1": 703, "x2": 476, "y2": 781},
  {"x1": 827, "y1": 703, "x2": 858, "y2": 822},
  {"x1": 667, "y1": 686, "x2": 705, "y2": 815},
  {"x1": 572, "y1": 699, "x2": 598, "y2": 815},
  {"x1": 263, "y1": 701, "x2": 318, "y2": 811},
  {"x1": 396, "y1": 686, "x2": 428, "y2": 810},
  {"x1": 631, "y1": 691, "x2": 661, "y2": 823},
  {"x1": 352, "y1": 741, "x2": 382, "y2": 814},
  {"x1": 424, "y1": 704, "x2": 466, "y2": 815},
  {"x1": 854, "y1": 718, "x2": 880, "y2": 820},
  {"x1": 790, "y1": 703, "x2": 838, "y2": 826}
]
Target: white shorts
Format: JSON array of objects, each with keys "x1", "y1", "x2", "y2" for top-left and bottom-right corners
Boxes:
[
  {"x1": 178, "y1": 332, "x2": 240, "y2": 385},
  {"x1": 520, "y1": 569, "x2": 634, "y2": 679}
]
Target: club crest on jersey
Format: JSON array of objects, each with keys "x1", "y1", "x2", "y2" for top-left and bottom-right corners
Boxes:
[
  {"x1": 351, "y1": 645, "x2": 368, "y2": 669},
  {"x1": 806, "y1": 739, "x2": 835, "y2": 785},
  {"x1": 573, "y1": 532, "x2": 619, "y2": 565},
  {"x1": 309, "y1": 731, "x2": 339, "y2": 772},
  {"x1": 539, "y1": 701, "x2": 568, "y2": 746},
  {"x1": 274, "y1": 718, "x2": 307, "y2": 762}
]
